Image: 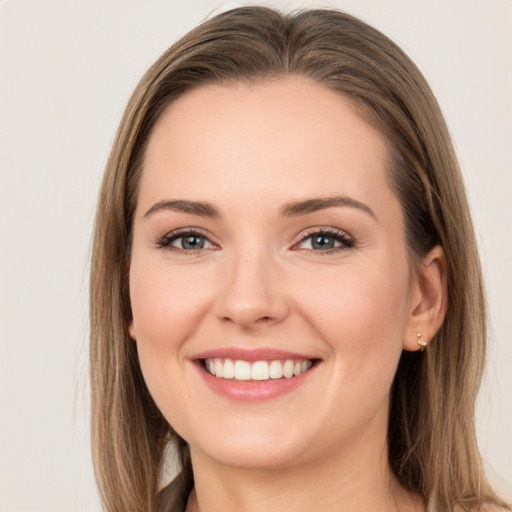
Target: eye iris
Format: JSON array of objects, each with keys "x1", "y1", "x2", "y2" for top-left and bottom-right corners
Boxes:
[
  {"x1": 312, "y1": 235, "x2": 334, "y2": 250},
  {"x1": 182, "y1": 235, "x2": 205, "y2": 250}
]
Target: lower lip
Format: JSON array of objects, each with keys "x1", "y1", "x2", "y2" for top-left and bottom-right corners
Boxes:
[{"x1": 194, "y1": 362, "x2": 317, "y2": 402}]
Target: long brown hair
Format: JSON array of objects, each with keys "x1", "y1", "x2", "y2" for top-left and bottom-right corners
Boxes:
[{"x1": 90, "y1": 7, "x2": 509, "y2": 511}]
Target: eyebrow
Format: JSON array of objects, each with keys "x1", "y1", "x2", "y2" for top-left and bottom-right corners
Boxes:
[
  {"x1": 144, "y1": 200, "x2": 220, "y2": 218},
  {"x1": 279, "y1": 196, "x2": 377, "y2": 220},
  {"x1": 143, "y1": 195, "x2": 376, "y2": 220}
]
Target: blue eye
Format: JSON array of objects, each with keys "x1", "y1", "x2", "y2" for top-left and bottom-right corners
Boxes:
[
  {"x1": 310, "y1": 234, "x2": 337, "y2": 250},
  {"x1": 175, "y1": 235, "x2": 207, "y2": 250},
  {"x1": 297, "y1": 229, "x2": 354, "y2": 252},
  {"x1": 158, "y1": 230, "x2": 215, "y2": 252}
]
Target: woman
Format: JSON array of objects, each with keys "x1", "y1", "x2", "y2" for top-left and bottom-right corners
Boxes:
[{"x1": 89, "y1": 6, "x2": 510, "y2": 512}]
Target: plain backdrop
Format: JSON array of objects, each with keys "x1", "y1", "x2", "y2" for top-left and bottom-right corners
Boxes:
[{"x1": 0, "y1": 1, "x2": 511, "y2": 510}]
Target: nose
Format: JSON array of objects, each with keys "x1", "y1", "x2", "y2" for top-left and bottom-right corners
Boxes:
[{"x1": 215, "y1": 250, "x2": 289, "y2": 331}]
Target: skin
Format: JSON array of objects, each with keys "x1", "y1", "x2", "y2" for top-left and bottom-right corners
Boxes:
[{"x1": 128, "y1": 78, "x2": 447, "y2": 512}]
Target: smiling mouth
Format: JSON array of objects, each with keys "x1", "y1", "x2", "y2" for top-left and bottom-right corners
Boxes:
[{"x1": 203, "y1": 358, "x2": 314, "y2": 382}]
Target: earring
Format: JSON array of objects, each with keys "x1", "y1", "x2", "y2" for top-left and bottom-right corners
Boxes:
[{"x1": 417, "y1": 332, "x2": 427, "y2": 352}]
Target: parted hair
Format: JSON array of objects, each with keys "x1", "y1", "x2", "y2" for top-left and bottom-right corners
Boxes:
[{"x1": 90, "y1": 6, "x2": 509, "y2": 512}]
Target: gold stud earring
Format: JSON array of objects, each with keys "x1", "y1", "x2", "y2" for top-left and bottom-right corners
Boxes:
[{"x1": 417, "y1": 332, "x2": 427, "y2": 352}]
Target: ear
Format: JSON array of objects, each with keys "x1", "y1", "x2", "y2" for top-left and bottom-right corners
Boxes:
[
  {"x1": 128, "y1": 319, "x2": 137, "y2": 341},
  {"x1": 403, "y1": 245, "x2": 448, "y2": 352}
]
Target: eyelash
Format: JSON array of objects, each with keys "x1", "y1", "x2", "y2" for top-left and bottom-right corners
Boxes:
[
  {"x1": 156, "y1": 228, "x2": 217, "y2": 255},
  {"x1": 156, "y1": 227, "x2": 356, "y2": 255},
  {"x1": 292, "y1": 227, "x2": 355, "y2": 255}
]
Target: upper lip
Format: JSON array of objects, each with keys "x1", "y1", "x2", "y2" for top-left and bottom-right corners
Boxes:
[{"x1": 192, "y1": 347, "x2": 318, "y2": 362}]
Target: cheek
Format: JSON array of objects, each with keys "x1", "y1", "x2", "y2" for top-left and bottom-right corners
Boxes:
[
  {"x1": 129, "y1": 260, "x2": 212, "y2": 347},
  {"x1": 292, "y1": 263, "x2": 409, "y2": 435},
  {"x1": 295, "y1": 261, "x2": 410, "y2": 395},
  {"x1": 301, "y1": 262, "x2": 409, "y2": 341},
  {"x1": 128, "y1": 259, "x2": 215, "y2": 416}
]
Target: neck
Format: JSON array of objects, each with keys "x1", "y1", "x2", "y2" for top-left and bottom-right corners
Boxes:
[{"x1": 185, "y1": 411, "x2": 424, "y2": 512}]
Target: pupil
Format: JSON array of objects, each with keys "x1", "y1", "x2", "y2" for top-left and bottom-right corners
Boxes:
[
  {"x1": 312, "y1": 235, "x2": 334, "y2": 250},
  {"x1": 182, "y1": 236, "x2": 204, "y2": 250}
]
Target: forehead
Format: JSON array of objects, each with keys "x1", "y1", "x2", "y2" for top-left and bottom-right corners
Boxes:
[{"x1": 139, "y1": 77, "x2": 394, "y2": 215}]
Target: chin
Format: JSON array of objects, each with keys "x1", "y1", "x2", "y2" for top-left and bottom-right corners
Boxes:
[
  {"x1": 185, "y1": 417, "x2": 317, "y2": 470},
  {"x1": 194, "y1": 437, "x2": 308, "y2": 471}
]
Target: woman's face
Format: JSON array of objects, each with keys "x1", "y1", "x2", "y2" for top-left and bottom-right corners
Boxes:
[{"x1": 129, "y1": 78, "x2": 421, "y2": 470}]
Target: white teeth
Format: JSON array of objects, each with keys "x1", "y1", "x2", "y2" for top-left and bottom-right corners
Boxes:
[
  {"x1": 283, "y1": 360, "x2": 294, "y2": 379},
  {"x1": 251, "y1": 361, "x2": 269, "y2": 381},
  {"x1": 205, "y1": 358, "x2": 313, "y2": 381},
  {"x1": 234, "y1": 360, "x2": 251, "y2": 380},
  {"x1": 214, "y1": 359, "x2": 223, "y2": 378},
  {"x1": 269, "y1": 360, "x2": 283, "y2": 379},
  {"x1": 223, "y1": 358, "x2": 235, "y2": 379}
]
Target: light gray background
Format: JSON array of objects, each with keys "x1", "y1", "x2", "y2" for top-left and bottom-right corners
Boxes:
[{"x1": 1, "y1": 1, "x2": 511, "y2": 510}]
